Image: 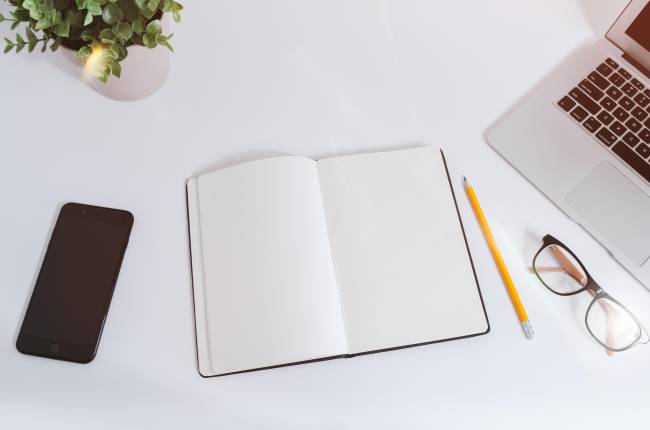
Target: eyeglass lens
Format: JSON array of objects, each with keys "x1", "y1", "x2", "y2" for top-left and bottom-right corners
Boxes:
[
  {"x1": 534, "y1": 244, "x2": 587, "y2": 294},
  {"x1": 586, "y1": 297, "x2": 641, "y2": 350}
]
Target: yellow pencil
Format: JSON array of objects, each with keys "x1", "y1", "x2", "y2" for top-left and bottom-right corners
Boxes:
[{"x1": 463, "y1": 176, "x2": 534, "y2": 339}]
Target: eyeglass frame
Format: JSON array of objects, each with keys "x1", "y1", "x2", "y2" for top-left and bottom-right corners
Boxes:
[{"x1": 532, "y1": 234, "x2": 649, "y2": 352}]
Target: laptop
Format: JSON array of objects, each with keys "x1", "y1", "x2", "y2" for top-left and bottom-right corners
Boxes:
[{"x1": 487, "y1": 0, "x2": 650, "y2": 287}]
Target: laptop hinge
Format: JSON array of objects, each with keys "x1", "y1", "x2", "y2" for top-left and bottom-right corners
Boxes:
[{"x1": 623, "y1": 53, "x2": 650, "y2": 81}]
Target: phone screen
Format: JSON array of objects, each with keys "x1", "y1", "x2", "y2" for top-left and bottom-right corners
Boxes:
[{"x1": 17, "y1": 203, "x2": 133, "y2": 363}]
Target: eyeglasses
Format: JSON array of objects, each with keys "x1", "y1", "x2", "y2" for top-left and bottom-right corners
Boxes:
[{"x1": 532, "y1": 234, "x2": 649, "y2": 353}]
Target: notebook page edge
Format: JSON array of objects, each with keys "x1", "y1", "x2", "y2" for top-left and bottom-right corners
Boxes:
[{"x1": 186, "y1": 177, "x2": 214, "y2": 377}]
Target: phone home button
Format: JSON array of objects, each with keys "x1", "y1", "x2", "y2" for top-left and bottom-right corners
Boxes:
[{"x1": 49, "y1": 343, "x2": 60, "y2": 353}]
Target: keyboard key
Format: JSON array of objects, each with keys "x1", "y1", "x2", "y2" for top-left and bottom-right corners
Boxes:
[
  {"x1": 579, "y1": 79, "x2": 605, "y2": 100},
  {"x1": 607, "y1": 86, "x2": 623, "y2": 100},
  {"x1": 632, "y1": 106, "x2": 649, "y2": 121},
  {"x1": 619, "y1": 68, "x2": 632, "y2": 80},
  {"x1": 584, "y1": 116, "x2": 602, "y2": 133},
  {"x1": 605, "y1": 58, "x2": 619, "y2": 69},
  {"x1": 588, "y1": 72, "x2": 610, "y2": 90},
  {"x1": 571, "y1": 106, "x2": 588, "y2": 122},
  {"x1": 600, "y1": 97, "x2": 616, "y2": 111},
  {"x1": 623, "y1": 132, "x2": 640, "y2": 147},
  {"x1": 558, "y1": 96, "x2": 576, "y2": 112},
  {"x1": 610, "y1": 121, "x2": 627, "y2": 136},
  {"x1": 596, "y1": 127, "x2": 617, "y2": 146},
  {"x1": 631, "y1": 78, "x2": 645, "y2": 91},
  {"x1": 569, "y1": 87, "x2": 601, "y2": 114},
  {"x1": 613, "y1": 107, "x2": 630, "y2": 121},
  {"x1": 645, "y1": 89, "x2": 650, "y2": 98},
  {"x1": 609, "y1": 73, "x2": 625, "y2": 87},
  {"x1": 620, "y1": 96, "x2": 635, "y2": 111},
  {"x1": 634, "y1": 93, "x2": 649, "y2": 108},
  {"x1": 627, "y1": 118, "x2": 643, "y2": 133},
  {"x1": 622, "y1": 83, "x2": 639, "y2": 97},
  {"x1": 597, "y1": 63, "x2": 613, "y2": 76},
  {"x1": 645, "y1": 117, "x2": 650, "y2": 129},
  {"x1": 612, "y1": 142, "x2": 650, "y2": 182},
  {"x1": 597, "y1": 111, "x2": 614, "y2": 125},
  {"x1": 640, "y1": 128, "x2": 650, "y2": 144},
  {"x1": 636, "y1": 143, "x2": 650, "y2": 158}
]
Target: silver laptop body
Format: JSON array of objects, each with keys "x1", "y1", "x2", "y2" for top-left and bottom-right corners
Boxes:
[{"x1": 488, "y1": 0, "x2": 650, "y2": 287}]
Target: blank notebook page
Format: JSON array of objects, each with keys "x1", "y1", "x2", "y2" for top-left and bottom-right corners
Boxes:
[
  {"x1": 189, "y1": 157, "x2": 347, "y2": 375},
  {"x1": 317, "y1": 147, "x2": 488, "y2": 354}
]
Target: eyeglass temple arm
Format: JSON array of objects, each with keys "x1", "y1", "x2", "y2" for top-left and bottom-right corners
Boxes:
[{"x1": 548, "y1": 246, "x2": 587, "y2": 284}]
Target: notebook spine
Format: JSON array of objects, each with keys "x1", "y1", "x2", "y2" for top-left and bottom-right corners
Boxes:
[{"x1": 186, "y1": 178, "x2": 213, "y2": 377}]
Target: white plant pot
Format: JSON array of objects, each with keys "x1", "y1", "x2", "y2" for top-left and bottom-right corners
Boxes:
[{"x1": 60, "y1": 18, "x2": 171, "y2": 101}]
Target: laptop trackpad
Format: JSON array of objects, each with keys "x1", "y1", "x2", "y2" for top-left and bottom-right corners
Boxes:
[{"x1": 566, "y1": 162, "x2": 650, "y2": 267}]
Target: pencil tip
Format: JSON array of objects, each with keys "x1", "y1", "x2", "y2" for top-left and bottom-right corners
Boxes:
[{"x1": 462, "y1": 176, "x2": 467, "y2": 183}]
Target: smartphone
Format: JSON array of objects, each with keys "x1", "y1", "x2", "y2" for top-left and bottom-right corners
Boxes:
[{"x1": 16, "y1": 203, "x2": 133, "y2": 363}]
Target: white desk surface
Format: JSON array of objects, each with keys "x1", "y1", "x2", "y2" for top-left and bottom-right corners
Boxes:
[{"x1": 2, "y1": 1, "x2": 649, "y2": 429}]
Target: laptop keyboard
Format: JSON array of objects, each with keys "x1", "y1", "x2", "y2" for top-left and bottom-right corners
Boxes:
[{"x1": 557, "y1": 57, "x2": 650, "y2": 183}]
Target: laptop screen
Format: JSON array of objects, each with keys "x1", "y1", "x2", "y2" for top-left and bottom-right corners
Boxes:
[{"x1": 626, "y1": 4, "x2": 650, "y2": 50}]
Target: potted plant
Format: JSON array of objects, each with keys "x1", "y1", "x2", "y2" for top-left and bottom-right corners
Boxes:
[{"x1": 1, "y1": 0, "x2": 183, "y2": 99}]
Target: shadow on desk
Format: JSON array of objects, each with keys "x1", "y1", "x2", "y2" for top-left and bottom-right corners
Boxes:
[{"x1": 576, "y1": 0, "x2": 630, "y2": 36}]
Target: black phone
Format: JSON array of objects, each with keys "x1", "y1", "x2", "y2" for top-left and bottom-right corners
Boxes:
[{"x1": 16, "y1": 203, "x2": 133, "y2": 363}]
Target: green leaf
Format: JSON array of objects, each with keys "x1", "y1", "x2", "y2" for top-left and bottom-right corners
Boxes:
[
  {"x1": 52, "y1": 19, "x2": 71, "y2": 37},
  {"x1": 140, "y1": 6, "x2": 156, "y2": 20},
  {"x1": 114, "y1": 21, "x2": 133, "y2": 40},
  {"x1": 142, "y1": 33, "x2": 156, "y2": 48},
  {"x1": 132, "y1": 17, "x2": 144, "y2": 34},
  {"x1": 163, "y1": 1, "x2": 183, "y2": 23},
  {"x1": 0, "y1": 13, "x2": 5, "y2": 23},
  {"x1": 87, "y1": 1, "x2": 103, "y2": 16},
  {"x1": 159, "y1": 37, "x2": 173, "y2": 52},
  {"x1": 35, "y1": 17, "x2": 52, "y2": 31},
  {"x1": 102, "y1": 3, "x2": 124, "y2": 25},
  {"x1": 3, "y1": 38, "x2": 14, "y2": 54},
  {"x1": 50, "y1": 38, "x2": 61, "y2": 52},
  {"x1": 110, "y1": 60, "x2": 121, "y2": 78},
  {"x1": 145, "y1": 19, "x2": 161, "y2": 36},
  {"x1": 25, "y1": 28, "x2": 37, "y2": 42},
  {"x1": 84, "y1": 11, "x2": 94, "y2": 26},
  {"x1": 99, "y1": 28, "x2": 116, "y2": 43},
  {"x1": 15, "y1": 34, "x2": 25, "y2": 46},
  {"x1": 23, "y1": 0, "x2": 45, "y2": 20},
  {"x1": 98, "y1": 69, "x2": 110, "y2": 83},
  {"x1": 81, "y1": 29, "x2": 98, "y2": 42},
  {"x1": 76, "y1": 45, "x2": 91, "y2": 59}
]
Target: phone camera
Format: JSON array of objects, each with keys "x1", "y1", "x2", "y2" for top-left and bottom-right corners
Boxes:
[{"x1": 82, "y1": 210, "x2": 87, "y2": 215}]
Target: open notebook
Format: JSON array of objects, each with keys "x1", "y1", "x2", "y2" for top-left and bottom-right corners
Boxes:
[{"x1": 187, "y1": 146, "x2": 489, "y2": 377}]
